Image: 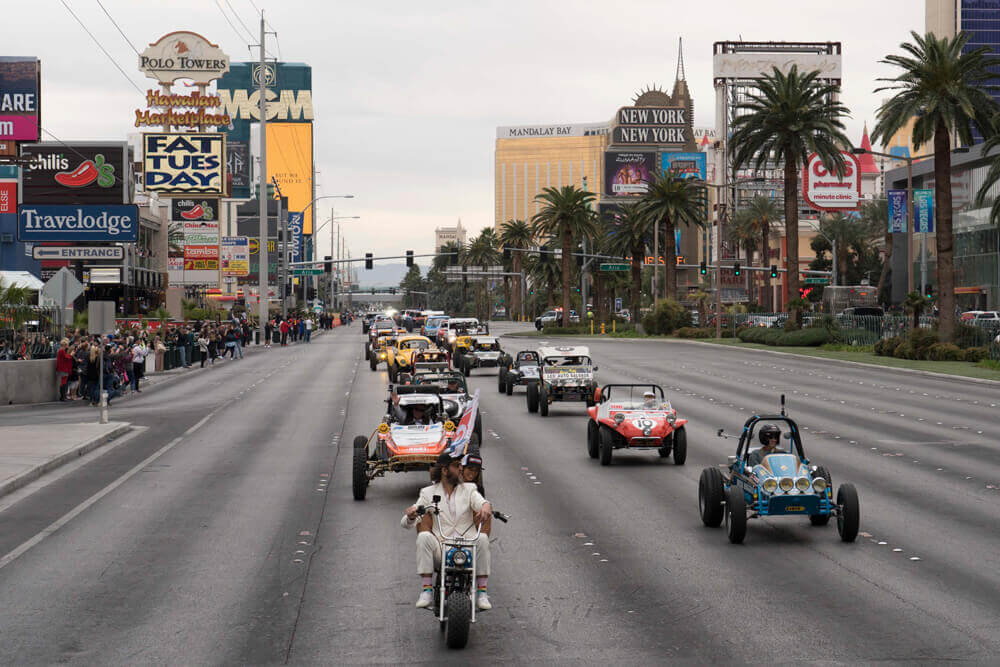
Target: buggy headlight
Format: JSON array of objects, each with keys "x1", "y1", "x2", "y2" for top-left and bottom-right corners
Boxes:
[
  {"x1": 444, "y1": 420, "x2": 456, "y2": 431},
  {"x1": 795, "y1": 477, "x2": 811, "y2": 492},
  {"x1": 811, "y1": 477, "x2": 827, "y2": 493},
  {"x1": 613, "y1": 413, "x2": 625, "y2": 424},
  {"x1": 378, "y1": 423, "x2": 389, "y2": 434},
  {"x1": 778, "y1": 477, "x2": 794, "y2": 493},
  {"x1": 762, "y1": 478, "x2": 778, "y2": 493},
  {"x1": 667, "y1": 413, "x2": 676, "y2": 424}
]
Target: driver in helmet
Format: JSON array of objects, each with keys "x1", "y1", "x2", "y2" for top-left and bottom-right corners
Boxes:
[
  {"x1": 749, "y1": 424, "x2": 784, "y2": 466},
  {"x1": 403, "y1": 401, "x2": 435, "y2": 425},
  {"x1": 444, "y1": 378, "x2": 461, "y2": 394},
  {"x1": 642, "y1": 390, "x2": 659, "y2": 409}
]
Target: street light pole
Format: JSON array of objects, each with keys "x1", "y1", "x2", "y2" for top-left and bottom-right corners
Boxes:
[{"x1": 256, "y1": 14, "x2": 268, "y2": 344}]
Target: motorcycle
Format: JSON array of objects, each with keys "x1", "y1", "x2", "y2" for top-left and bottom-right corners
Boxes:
[{"x1": 416, "y1": 496, "x2": 509, "y2": 649}]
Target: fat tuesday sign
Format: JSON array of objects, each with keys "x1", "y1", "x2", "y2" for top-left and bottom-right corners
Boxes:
[
  {"x1": 142, "y1": 133, "x2": 225, "y2": 195},
  {"x1": 611, "y1": 106, "x2": 687, "y2": 146},
  {"x1": 139, "y1": 31, "x2": 230, "y2": 85}
]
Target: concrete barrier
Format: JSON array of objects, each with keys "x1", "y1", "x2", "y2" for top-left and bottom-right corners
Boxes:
[{"x1": 0, "y1": 359, "x2": 59, "y2": 405}]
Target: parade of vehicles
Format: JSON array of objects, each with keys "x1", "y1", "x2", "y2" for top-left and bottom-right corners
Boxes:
[
  {"x1": 525, "y1": 345, "x2": 598, "y2": 416},
  {"x1": 451, "y1": 334, "x2": 503, "y2": 377},
  {"x1": 586, "y1": 385, "x2": 687, "y2": 466},
  {"x1": 422, "y1": 314, "x2": 449, "y2": 340},
  {"x1": 699, "y1": 397, "x2": 860, "y2": 545},
  {"x1": 385, "y1": 334, "x2": 436, "y2": 382},
  {"x1": 353, "y1": 386, "x2": 481, "y2": 501},
  {"x1": 413, "y1": 372, "x2": 484, "y2": 442},
  {"x1": 414, "y1": 496, "x2": 509, "y2": 649},
  {"x1": 367, "y1": 325, "x2": 401, "y2": 371},
  {"x1": 498, "y1": 350, "x2": 539, "y2": 395},
  {"x1": 438, "y1": 318, "x2": 483, "y2": 353}
]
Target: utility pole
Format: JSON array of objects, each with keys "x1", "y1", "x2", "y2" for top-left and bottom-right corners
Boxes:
[
  {"x1": 256, "y1": 13, "x2": 269, "y2": 343},
  {"x1": 276, "y1": 181, "x2": 286, "y2": 319}
]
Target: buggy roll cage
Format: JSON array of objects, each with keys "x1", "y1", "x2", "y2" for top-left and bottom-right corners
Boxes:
[{"x1": 596, "y1": 384, "x2": 664, "y2": 404}]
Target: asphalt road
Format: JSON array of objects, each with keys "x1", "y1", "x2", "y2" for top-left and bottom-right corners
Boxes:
[{"x1": 0, "y1": 322, "x2": 998, "y2": 664}]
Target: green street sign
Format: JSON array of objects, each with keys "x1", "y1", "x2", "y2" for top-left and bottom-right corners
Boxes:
[
  {"x1": 804, "y1": 277, "x2": 830, "y2": 284},
  {"x1": 600, "y1": 263, "x2": 630, "y2": 272},
  {"x1": 292, "y1": 268, "x2": 324, "y2": 276}
]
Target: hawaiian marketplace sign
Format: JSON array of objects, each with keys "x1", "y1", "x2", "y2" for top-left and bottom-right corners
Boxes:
[
  {"x1": 139, "y1": 31, "x2": 230, "y2": 85},
  {"x1": 135, "y1": 89, "x2": 230, "y2": 129}
]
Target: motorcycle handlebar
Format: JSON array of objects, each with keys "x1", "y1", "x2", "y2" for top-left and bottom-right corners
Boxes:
[{"x1": 492, "y1": 510, "x2": 510, "y2": 523}]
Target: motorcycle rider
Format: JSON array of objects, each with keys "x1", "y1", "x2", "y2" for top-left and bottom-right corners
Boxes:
[
  {"x1": 402, "y1": 451, "x2": 493, "y2": 611},
  {"x1": 749, "y1": 424, "x2": 784, "y2": 466}
]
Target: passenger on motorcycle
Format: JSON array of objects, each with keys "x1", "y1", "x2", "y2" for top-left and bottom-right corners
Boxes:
[
  {"x1": 402, "y1": 451, "x2": 493, "y2": 611},
  {"x1": 460, "y1": 453, "x2": 486, "y2": 497}
]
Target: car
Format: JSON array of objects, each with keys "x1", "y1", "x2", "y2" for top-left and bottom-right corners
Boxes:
[
  {"x1": 421, "y1": 314, "x2": 449, "y2": 340},
  {"x1": 586, "y1": 384, "x2": 688, "y2": 466},
  {"x1": 364, "y1": 319, "x2": 397, "y2": 362},
  {"x1": 973, "y1": 311, "x2": 1000, "y2": 328},
  {"x1": 368, "y1": 326, "x2": 402, "y2": 371},
  {"x1": 400, "y1": 309, "x2": 423, "y2": 332},
  {"x1": 698, "y1": 397, "x2": 860, "y2": 544},
  {"x1": 534, "y1": 309, "x2": 580, "y2": 330},
  {"x1": 960, "y1": 310, "x2": 985, "y2": 322},
  {"x1": 438, "y1": 317, "x2": 480, "y2": 353},
  {"x1": 352, "y1": 386, "x2": 480, "y2": 500},
  {"x1": 527, "y1": 345, "x2": 598, "y2": 416},
  {"x1": 412, "y1": 371, "x2": 483, "y2": 442},
  {"x1": 498, "y1": 349, "x2": 540, "y2": 395},
  {"x1": 385, "y1": 334, "x2": 436, "y2": 382},
  {"x1": 452, "y1": 334, "x2": 504, "y2": 377}
]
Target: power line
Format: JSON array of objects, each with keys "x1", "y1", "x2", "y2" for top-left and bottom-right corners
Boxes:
[
  {"x1": 95, "y1": 0, "x2": 141, "y2": 56},
  {"x1": 214, "y1": 0, "x2": 251, "y2": 50},
  {"x1": 223, "y1": 0, "x2": 257, "y2": 42},
  {"x1": 59, "y1": 0, "x2": 144, "y2": 95}
]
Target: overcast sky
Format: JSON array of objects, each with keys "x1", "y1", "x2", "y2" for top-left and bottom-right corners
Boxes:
[{"x1": 9, "y1": 0, "x2": 921, "y2": 262}]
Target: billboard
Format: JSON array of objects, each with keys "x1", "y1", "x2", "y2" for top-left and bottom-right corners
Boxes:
[
  {"x1": 604, "y1": 151, "x2": 655, "y2": 196},
  {"x1": 712, "y1": 52, "x2": 842, "y2": 79},
  {"x1": 235, "y1": 197, "x2": 284, "y2": 285},
  {"x1": 914, "y1": 189, "x2": 934, "y2": 233},
  {"x1": 139, "y1": 32, "x2": 229, "y2": 85},
  {"x1": 0, "y1": 57, "x2": 40, "y2": 141},
  {"x1": 287, "y1": 211, "x2": 303, "y2": 261},
  {"x1": 21, "y1": 143, "x2": 130, "y2": 204},
  {"x1": 612, "y1": 106, "x2": 687, "y2": 147},
  {"x1": 18, "y1": 204, "x2": 139, "y2": 242},
  {"x1": 662, "y1": 152, "x2": 707, "y2": 180},
  {"x1": 887, "y1": 190, "x2": 907, "y2": 233},
  {"x1": 226, "y1": 141, "x2": 250, "y2": 198},
  {"x1": 170, "y1": 197, "x2": 218, "y2": 222},
  {"x1": 142, "y1": 132, "x2": 225, "y2": 195},
  {"x1": 221, "y1": 236, "x2": 249, "y2": 277},
  {"x1": 801, "y1": 151, "x2": 861, "y2": 211},
  {"x1": 266, "y1": 123, "x2": 313, "y2": 233}
]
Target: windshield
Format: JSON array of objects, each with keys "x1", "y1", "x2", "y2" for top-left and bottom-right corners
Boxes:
[
  {"x1": 418, "y1": 375, "x2": 467, "y2": 393},
  {"x1": 403, "y1": 339, "x2": 429, "y2": 350},
  {"x1": 544, "y1": 356, "x2": 591, "y2": 367},
  {"x1": 427, "y1": 317, "x2": 447, "y2": 327}
]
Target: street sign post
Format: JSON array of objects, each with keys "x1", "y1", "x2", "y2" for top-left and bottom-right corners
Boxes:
[
  {"x1": 87, "y1": 301, "x2": 115, "y2": 425},
  {"x1": 292, "y1": 268, "x2": 323, "y2": 276},
  {"x1": 32, "y1": 246, "x2": 124, "y2": 261},
  {"x1": 599, "y1": 263, "x2": 630, "y2": 272},
  {"x1": 615, "y1": 297, "x2": 623, "y2": 312},
  {"x1": 804, "y1": 277, "x2": 830, "y2": 285},
  {"x1": 41, "y1": 267, "x2": 85, "y2": 332}
]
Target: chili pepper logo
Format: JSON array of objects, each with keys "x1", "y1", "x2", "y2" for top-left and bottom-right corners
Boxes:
[
  {"x1": 179, "y1": 201, "x2": 214, "y2": 220},
  {"x1": 53, "y1": 154, "x2": 115, "y2": 188}
]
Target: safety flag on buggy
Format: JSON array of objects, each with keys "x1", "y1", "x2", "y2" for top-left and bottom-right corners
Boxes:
[{"x1": 448, "y1": 389, "x2": 480, "y2": 456}]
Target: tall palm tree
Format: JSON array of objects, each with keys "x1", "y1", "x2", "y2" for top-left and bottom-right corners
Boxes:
[
  {"x1": 874, "y1": 31, "x2": 999, "y2": 341},
  {"x1": 728, "y1": 208, "x2": 760, "y2": 268},
  {"x1": 532, "y1": 185, "x2": 597, "y2": 326},
  {"x1": 730, "y1": 65, "x2": 850, "y2": 326},
  {"x1": 819, "y1": 212, "x2": 868, "y2": 286},
  {"x1": 640, "y1": 170, "x2": 706, "y2": 302},
  {"x1": 738, "y1": 195, "x2": 782, "y2": 309},
  {"x1": 499, "y1": 219, "x2": 534, "y2": 321},
  {"x1": 526, "y1": 249, "x2": 561, "y2": 312},
  {"x1": 603, "y1": 201, "x2": 652, "y2": 315},
  {"x1": 464, "y1": 230, "x2": 501, "y2": 321}
]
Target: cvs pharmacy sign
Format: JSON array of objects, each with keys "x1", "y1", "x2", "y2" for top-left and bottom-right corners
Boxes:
[{"x1": 801, "y1": 151, "x2": 861, "y2": 211}]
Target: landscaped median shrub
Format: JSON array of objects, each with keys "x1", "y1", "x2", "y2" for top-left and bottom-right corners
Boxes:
[
  {"x1": 926, "y1": 342, "x2": 964, "y2": 361},
  {"x1": 875, "y1": 336, "x2": 903, "y2": 356},
  {"x1": 675, "y1": 327, "x2": 713, "y2": 339},
  {"x1": 736, "y1": 324, "x2": 832, "y2": 347},
  {"x1": 962, "y1": 346, "x2": 988, "y2": 362},
  {"x1": 641, "y1": 299, "x2": 691, "y2": 335}
]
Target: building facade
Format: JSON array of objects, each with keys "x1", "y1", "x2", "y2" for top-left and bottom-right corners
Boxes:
[
  {"x1": 494, "y1": 124, "x2": 608, "y2": 229},
  {"x1": 434, "y1": 218, "x2": 467, "y2": 250}
]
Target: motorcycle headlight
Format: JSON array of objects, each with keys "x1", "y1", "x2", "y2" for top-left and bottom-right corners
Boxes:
[
  {"x1": 778, "y1": 477, "x2": 794, "y2": 493},
  {"x1": 762, "y1": 478, "x2": 778, "y2": 493},
  {"x1": 795, "y1": 477, "x2": 811, "y2": 492},
  {"x1": 811, "y1": 477, "x2": 827, "y2": 493},
  {"x1": 451, "y1": 548, "x2": 469, "y2": 567}
]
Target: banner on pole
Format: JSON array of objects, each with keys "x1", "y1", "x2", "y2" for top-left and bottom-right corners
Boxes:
[
  {"x1": 914, "y1": 189, "x2": 934, "y2": 233},
  {"x1": 887, "y1": 189, "x2": 907, "y2": 233}
]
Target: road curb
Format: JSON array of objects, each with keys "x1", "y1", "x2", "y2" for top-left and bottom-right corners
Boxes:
[{"x1": 0, "y1": 423, "x2": 131, "y2": 500}]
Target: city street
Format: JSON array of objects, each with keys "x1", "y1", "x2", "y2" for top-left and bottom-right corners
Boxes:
[{"x1": 0, "y1": 323, "x2": 997, "y2": 663}]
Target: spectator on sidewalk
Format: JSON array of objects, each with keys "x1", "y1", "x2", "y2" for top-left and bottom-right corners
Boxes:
[
  {"x1": 197, "y1": 331, "x2": 210, "y2": 368},
  {"x1": 86, "y1": 345, "x2": 101, "y2": 405},
  {"x1": 280, "y1": 319, "x2": 289, "y2": 346},
  {"x1": 264, "y1": 319, "x2": 273, "y2": 349},
  {"x1": 154, "y1": 336, "x2": 166, "y2": 371},
  {"x1": 234, "y1": 324, "x2": 245, "y2": 358},
  {"x1": 56, "y1": 338, "x2": 73, "y2": 401},
  {"x1": 224, "y1": 327, "x2": 238, "y2": 358},
  {"x1": 131, "y1": 339, "x2": 147, "y2": 393},
  {"x1": 208, "y1": 329, "x2": 219, "y2": 362},
  {"x1": 304, "y1": 317, "x2": 313, "y2": 343}
]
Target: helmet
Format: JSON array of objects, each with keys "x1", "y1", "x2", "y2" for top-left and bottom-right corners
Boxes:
[{"x1": 759, "y1": 423, "x2": 781, "y2": 445}]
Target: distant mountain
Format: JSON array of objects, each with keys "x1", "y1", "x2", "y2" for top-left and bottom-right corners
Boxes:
[{"x1": 354, "y1": 262, "x2": 427, "y2": 288}]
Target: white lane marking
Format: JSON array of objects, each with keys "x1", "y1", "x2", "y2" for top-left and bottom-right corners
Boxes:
[{"x1": 0, "y1": 406, "x2": 220, "y2": 572}]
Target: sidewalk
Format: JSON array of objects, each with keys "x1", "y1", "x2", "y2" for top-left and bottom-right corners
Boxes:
[{"x1": 0, "y1": 421, "x2": 130, "y2": 499}]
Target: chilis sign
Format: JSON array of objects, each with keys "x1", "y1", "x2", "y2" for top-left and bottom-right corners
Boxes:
[{"x1": 20, "y1": 142, "x2": 131, "y2": 204}]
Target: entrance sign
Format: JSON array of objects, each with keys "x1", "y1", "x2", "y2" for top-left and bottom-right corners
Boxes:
[{"x1": 33, "y1": 245, "x2": 124, "y2": 261}]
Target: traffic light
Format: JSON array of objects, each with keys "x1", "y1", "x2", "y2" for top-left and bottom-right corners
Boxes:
[
  {"x1": 699, "y1": 261, "x2": 707, "y2": 275},
  {"x1": 405, "y1": 250, "x2": 414, "y2": 267},
  {"x1": 733, "y1": 262, "x2": 741, "y2": 277},
  {"x1": 370, "y1": 288, "x2": 375, "y2": 295},
  {"x1": 503, "y1": 246, "x2": 511, "y2": 263},
  {"x1": 365, "y1": 253, "x2": 373, "y2": 270},
  {"x1": 925, "y1": 284, "x2": 934, "y2": 298},
  {"x1": 770, "y1": 264, "x2": 778, "y2": 278},
  {"x1": 324, "y1": 255, "x2": 332, "y2": 273}
]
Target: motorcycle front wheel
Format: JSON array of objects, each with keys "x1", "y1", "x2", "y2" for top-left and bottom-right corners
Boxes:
[{"x1": 445, "y1": 592, "x2": 472, "y2": 649}]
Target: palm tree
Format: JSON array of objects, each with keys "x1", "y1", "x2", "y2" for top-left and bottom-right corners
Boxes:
[
  {"x1": 464, "y1": 230, "x2": 501, "y2": 321},
  {"x1": 532, "y1": 185, "x2": 597, "y2": 327},
  {"x1": 499, "y1": 219, "x2": 534, "y2": 321},
  {"x1": 526, "y1": 249, "x2": 562, "y2": 312},
  {"x1": 639, "y1": 170, "x2": 706, "y2": 301},
  {"x1": 0, "y1": 278, "x2": 30, "y2": 306},
  {"x1": 603, "y1": 201, "x2": 652, "y2": 316},
  {"x1": 874, "y1": 31, "x2": 1000, "y2": 341},
  {"x1": 730, "y1": 65, "x2": 850, "y2": 326},
  {"x1": 737, "y1": 195, "x2": 782, "y2": 309},
  {"x1": 728, "y1": 209, "x2": 760, "y2": 270}
]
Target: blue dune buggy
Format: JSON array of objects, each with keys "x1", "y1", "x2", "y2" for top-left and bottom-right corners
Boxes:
[{"x1": 698, "y1": 396, "x2": 860, "y2": 544}]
